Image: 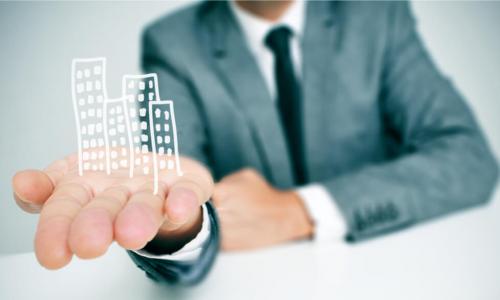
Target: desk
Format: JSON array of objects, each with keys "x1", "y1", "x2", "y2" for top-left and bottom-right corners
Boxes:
[{"x1": 1, "y1": 187, "x2": 499, "y2": 300}]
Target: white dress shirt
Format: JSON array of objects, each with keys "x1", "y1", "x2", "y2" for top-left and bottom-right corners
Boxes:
[
  {"x1": 229, "y1": 0, "x2": 347, "y2": 243},
  {"x1": 135, "y1": 0, "x2": 347, "y2": 261}
]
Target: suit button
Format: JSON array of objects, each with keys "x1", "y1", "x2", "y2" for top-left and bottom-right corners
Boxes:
[
  {"x1": 354, "y1": 210, "x2": 366, "y2": 231},
  {"x1": 386, "y1": 203, "x2": 399, "y2": 221}
]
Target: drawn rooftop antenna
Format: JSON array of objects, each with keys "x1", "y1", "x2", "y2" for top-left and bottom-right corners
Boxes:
[{"x1": 71, "y1": 57, "x2": 182, "y2": 194}]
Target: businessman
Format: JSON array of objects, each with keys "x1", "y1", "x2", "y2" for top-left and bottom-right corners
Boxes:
[{"x1": 12, "y1": 0, "x2": 498, "y2": 285}]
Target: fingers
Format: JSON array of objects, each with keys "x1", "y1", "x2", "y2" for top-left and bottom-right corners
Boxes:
[
  {"x1": 69, "y1": 186, "x2": 130, "y2": 259},
  {"x1": 164, "y1": 173, "x2": 211, "y2": 225},
  {"x1": 35, "y1": 182, "x2": 92, "y2": 269},
  {"x1": 114, "y1": 182, "x2": 167, "y2": 250},
  {"x1": 12, "y1": 158, "x2": 71, "y2": 213},
  {"x1": 21, "y1": 154, "x2": 215, "y2": 267}
]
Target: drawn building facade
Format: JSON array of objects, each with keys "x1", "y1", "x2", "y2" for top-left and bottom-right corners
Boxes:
[
  {"x1": 72, "y1": 58, "x2": 107, "y2": 175},
  {"x1": 149, "y1": 100, "x2": 182, "y2": 176},
  {"x1": 103, "y1": 97, "x2": 133, "y2": 176},
  {"x1": 122, "y1": 74, "x2": 159, "y2": 175}
]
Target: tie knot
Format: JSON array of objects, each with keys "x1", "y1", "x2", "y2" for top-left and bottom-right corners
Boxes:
[{"x1": 265, "y1": 26, "x2": 293, "y2": 54}]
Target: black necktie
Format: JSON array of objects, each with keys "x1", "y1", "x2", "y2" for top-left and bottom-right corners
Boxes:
[{"x1": 265, "y1": 26, "x2": 306, "y2": 185}]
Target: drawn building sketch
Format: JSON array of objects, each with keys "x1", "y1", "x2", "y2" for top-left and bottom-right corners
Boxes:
[
  {"x1": 122, "y1": 74, "x2": 159, "y2": 176},
  {"x1": 71, "y1": 58, "x2": 108, "y2": 175},
  {"x1": 149, "y1": 100, "x2": 183, "y2": 193},
  {"x1": 71, "y1": 57, "x2": 182, "y2": 194},
  {"x1": 103, "y1": 97, "x2": 133, "y2": 176}
]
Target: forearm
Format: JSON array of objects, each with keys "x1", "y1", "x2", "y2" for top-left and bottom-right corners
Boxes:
[
  {"x1": 322, "y1": 131, "x2": 498, "y2": 241},
  {"x1": 323, "y1": 2, "x2": 498, "y2": 241}
]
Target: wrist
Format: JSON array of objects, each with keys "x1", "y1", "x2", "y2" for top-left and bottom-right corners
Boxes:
[
  {"x1": 280, "y1": 190, "x2": 314, "y2": 240},
  {"x1": 142, "y1": 206, "x2": 203, "y2": 255}
]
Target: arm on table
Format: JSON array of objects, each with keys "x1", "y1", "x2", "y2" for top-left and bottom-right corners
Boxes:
[{"x1": 321, "y1": 2, "x2": 498, "y2": 241}]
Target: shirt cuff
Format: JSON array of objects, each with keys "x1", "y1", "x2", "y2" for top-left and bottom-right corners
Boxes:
[
  {"x1": 296, "y1": 184, "x2": 347, "y2": 243},
  {"x1": 132, "y1": 203, "x2": 211, "y2": 261}
]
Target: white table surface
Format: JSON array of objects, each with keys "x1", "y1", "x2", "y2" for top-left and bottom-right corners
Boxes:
[{"x1": 1, "y1": 186, "x2": 499, "y2": 300}]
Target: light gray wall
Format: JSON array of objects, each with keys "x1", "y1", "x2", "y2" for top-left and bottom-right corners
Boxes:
[{"x1": 0, "y1": 1, "x2": 499, "y2": 255}]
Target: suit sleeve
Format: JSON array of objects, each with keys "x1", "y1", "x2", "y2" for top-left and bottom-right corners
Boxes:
[
  {"x1": 127, "y1": 202, "x2": 219, "y2": 285},
  {"x1": 125, "y1": 26, "x2": 219, "y2": 285},
  {"x1": 322, "y1": 2, "x2": 499, "y2": 242}
]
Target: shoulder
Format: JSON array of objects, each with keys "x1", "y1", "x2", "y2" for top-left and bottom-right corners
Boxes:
[
  {"x1": 330, "y1": 1, "x2": 414, "y2": 46},
  {"x1": 142, "y1": 1, "x2": 213, "y2": 49},
  {"x1": 334, "y1": 1, "x2": 408, "y2": 27}
]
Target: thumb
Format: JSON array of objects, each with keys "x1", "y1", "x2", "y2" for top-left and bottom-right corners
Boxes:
[
  {"x1": 164, "y1": 173, "x2": 213, "y2": 225},
  {"x1": 12, "y1": 170, "x2": 54, "y2": 213}
]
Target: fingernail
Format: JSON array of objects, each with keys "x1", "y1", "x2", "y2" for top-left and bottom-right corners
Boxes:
[
  {"x1": 14, "y1": 192, "x2": 42, "y2": 212},
  {"x1": 14, "y1": 191, "x2": 29, "y2": 203}
]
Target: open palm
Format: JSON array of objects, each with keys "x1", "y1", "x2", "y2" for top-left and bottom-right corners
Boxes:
[{"x1": 12, "y1": 152, "x2": 213, "y2": 269}]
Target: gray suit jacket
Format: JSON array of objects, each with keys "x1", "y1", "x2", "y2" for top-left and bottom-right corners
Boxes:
[{"x1": 129, "y1": 0, "x2": 499, "y2": 284}]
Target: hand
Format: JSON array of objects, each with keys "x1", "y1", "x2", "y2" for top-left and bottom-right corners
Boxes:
[
  {"x1": 213, "y1": 169, "x2": 313, "y2": 251},
  {"x1": 12, "y1": 152, "x2": 213, "y2": 269}
]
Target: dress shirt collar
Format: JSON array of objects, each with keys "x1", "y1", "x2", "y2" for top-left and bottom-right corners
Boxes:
[{"x1": 229, "y1": 0, "x2": 305, "y2": 52}]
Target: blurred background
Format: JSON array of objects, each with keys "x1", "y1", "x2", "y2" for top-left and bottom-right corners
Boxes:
[{"x1": 1, "y1": 1, "x2": 499, "y2": 255}]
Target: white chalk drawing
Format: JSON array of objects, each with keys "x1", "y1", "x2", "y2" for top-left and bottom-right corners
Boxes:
[
  {"x1": 149, "y1": 100, "x2": 183, "y2": 194},
  {"x1": 122, "y1": 74, "x2": 159, "y2": 178},
  {"x1": 103, "y1": 97, "x2": 134, "y2": 177},
  {"x1": 71, "y1": 57, "x2": 108, "y2": 174},
  {"x1": 71, "y1": 57, "x2": 183, "y2": 194}
]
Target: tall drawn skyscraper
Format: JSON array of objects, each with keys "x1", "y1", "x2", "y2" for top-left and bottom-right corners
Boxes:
[
  {"x1": 71, "y1": 58, "x2": 108, "y2": 175},
  {"x1": 149, "y1": 100, "x2": 183, "y2": 193},
  {"x1": 122, "y1": 74, "x2": 159, "y2": 175}
]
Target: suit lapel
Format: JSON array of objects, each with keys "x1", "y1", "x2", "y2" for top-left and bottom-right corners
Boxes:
[
  {"x1": 200, "y1": 1, "x2": 295, "y2": 187},
  {"x1": 301, "y1": 1, "x2": 338, "y2": 181}
]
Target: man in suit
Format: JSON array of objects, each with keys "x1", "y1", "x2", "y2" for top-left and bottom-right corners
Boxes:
[{"x1": 12, "y1": 0, "x2": 498, "y2": 285}]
